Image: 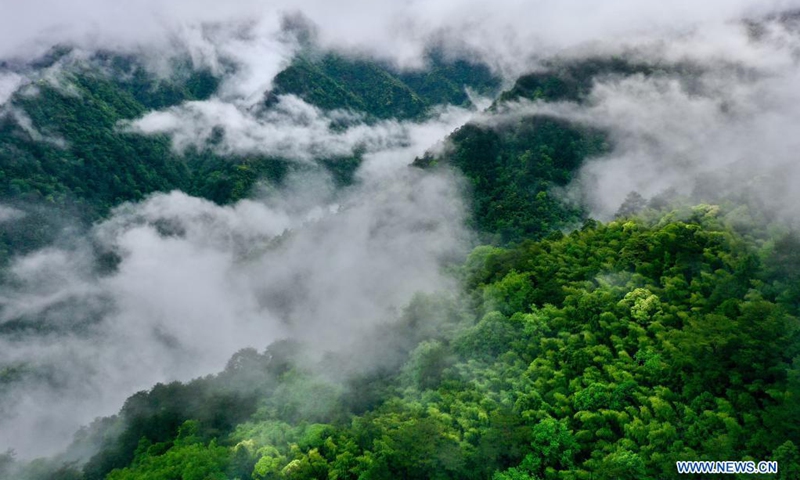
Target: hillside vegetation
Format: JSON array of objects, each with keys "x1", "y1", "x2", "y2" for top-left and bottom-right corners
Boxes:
[
  {"x1": 2, "y1": 54, "x2": 799, "y2": 480},
  {"x1": 0, "y1": 50, "x2": 498, "y2": 267},
  {"x1": 26, "y1": 206, "x2": 800, "y2": 480}
]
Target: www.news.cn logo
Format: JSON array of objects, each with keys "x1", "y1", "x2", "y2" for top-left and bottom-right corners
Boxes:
[{"x1": 676, "y1": 460, "x2": 778, "y2": 475}]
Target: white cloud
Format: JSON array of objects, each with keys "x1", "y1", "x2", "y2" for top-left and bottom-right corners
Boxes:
[
  {"x1": 0, "y1": 102, "x2": 473, "y2": 458},
  {"x1": 0, "y1": 73, "x2": 24, "y2": 107},
  {"x1": 0, "y1": 205, "x2": 25, "y2": 223},
  {"x1": 482, "y1": 21, "x2": 800, "y2": 220},
  {"x1": 124, "y1": 93, "x2": 476, "y2": 162},
  {"x1": 2, "y1": 0, "x2": 797, "y2": 77}
]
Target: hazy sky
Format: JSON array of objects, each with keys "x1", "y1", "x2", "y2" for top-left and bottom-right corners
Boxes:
[
  {"x1": 1, "y1": 0, "x2": 795, "y2": 73},
  {"x1": 472, "y1": 15, "x2": 800, "y2": 220}
]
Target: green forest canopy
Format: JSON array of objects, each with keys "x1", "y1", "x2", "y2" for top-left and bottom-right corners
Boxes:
[
  {"x1": 1, "y1": 53, "x2": 798, "y2": 480},
  {"x1": 0, "y1": 50, "x2": 498, "y2": 267},
  {"x1": 26, "y1": 205, "x2": 798, "y2": 480}
]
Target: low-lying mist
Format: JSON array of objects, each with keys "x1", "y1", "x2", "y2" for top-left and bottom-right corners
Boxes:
[
  {"x1": 470, "y1": 14, "x2": 800, "y2": 224},
  {"x1": 0, "y1": 99, "x2": 473, "y2": 457}
]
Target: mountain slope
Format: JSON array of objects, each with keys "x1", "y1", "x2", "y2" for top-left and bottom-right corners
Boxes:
[
  {"x1": 270, "y1": 52, "x2": 499, "y2": 119},
  {"x1": 32, "y1": 206, "x2": 799, "y2": 480}
]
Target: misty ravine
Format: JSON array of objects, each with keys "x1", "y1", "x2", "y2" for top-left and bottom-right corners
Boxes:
[{"x1": 1, "y1": 2, "x2": 800, "y2": 480}]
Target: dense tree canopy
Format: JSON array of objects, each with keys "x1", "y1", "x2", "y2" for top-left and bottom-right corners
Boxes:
[
  {"x1": 0, "y1": 50, "x2": 500, "y2": 267},
  {"x1": 19, "y1": 205, "x2": 797, "y2": 480}
]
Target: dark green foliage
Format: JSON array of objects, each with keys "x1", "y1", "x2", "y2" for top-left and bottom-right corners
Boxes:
[
  {"x1": 0, "y1": 50, "x2": 497, "y2": 268},
  {"x1": 0, "y1": 200, "x2": 88, "y2": 270},
  {"x1": 269, "y1": 57, "x2": 370, "y2": 114},
  {"x1": 79, "y1": 344, "x2": 298, "y2": 480},
  {"x1": 0, "y1": 65, "x2": 290, "y2": 223},
  {"x1": 6, "y1": 75, "x2": 190, "y2": 213},
  {"x1": 412, "y1": 59, "x2": 627, "y2": 244},
  {"x1": 0, "y1": 70, "x2": 197, "y2": 268},
  {"x1": 0, "y1": 67, "x2": 197, "y2": 236},
  {"x1": 187, "y1": 152, "x2": 290, "y2": 205},
  {"x1": 318, "y1": 155, "x2": 362, "y2": 188},
  {"x1": 417, "y1": 117, "x2": 607, "y2": 243},
  {"x1": 396, "y1": 52, "x2": 500, "y2": 107},
  {"x1": 86, "y1": 52, "x2": 221, "y2": 110},
  {"x1": 0, "y1": 50, "x2": 498, "y2": 272},
  {"x1": 0, "y1": 58, "x2": 326, "y2": 267},
  {"x1": 273, "y1": 53, "x2": 430, "y2": 120},
  {"x1": 497, "y1": 57, "x2": 654, "y2": 104},
  {"x1": 270, "y1": 52, "x2": 500, "y2": 120}
]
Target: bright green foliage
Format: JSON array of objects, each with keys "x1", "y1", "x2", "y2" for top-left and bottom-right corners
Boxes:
[
  {"x1": 106, "y1": 422, "x2": 230, "y2": 480},
  {"x1": 45, "y1": 206, "x2": 798, "y2": 480},
  {"x1": 76, "y1": 344, "x2": 300, "y2": 480},
  {"x1": 454, "y1": 208, "x2": 799, "y2": 479}
]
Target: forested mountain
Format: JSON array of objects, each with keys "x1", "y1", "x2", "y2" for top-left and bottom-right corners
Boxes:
[
  {"x1": 15, "y1": 205, "x2": 800, "y2": 480},
  {"x1": 270, "y1": 52, "x2": 498, "y2": 119},
  {"x1": 0, "y1": 48, "x2": 498, "y2": 216},
  {"x1": 414, "y1": 116, "x2": 605, "y2": 244},
  {"x1": 1, "y1": 20, "x2": 800, "y2": 480},
  {"x1": 0, "y1": 49, "x2": 498, "y2": 268}
]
